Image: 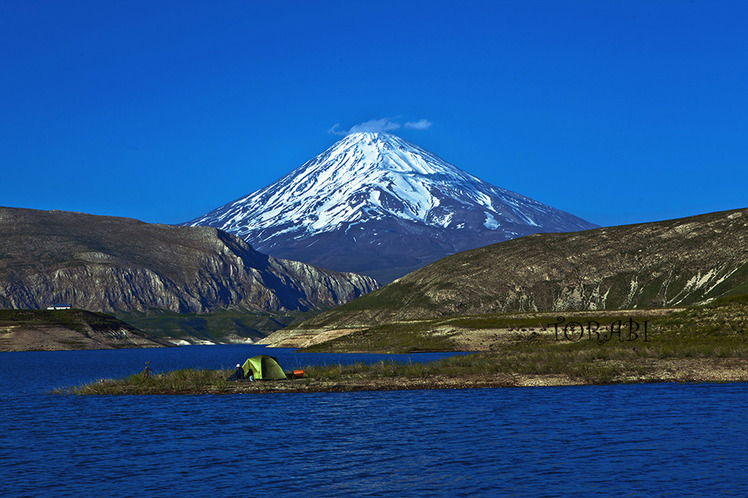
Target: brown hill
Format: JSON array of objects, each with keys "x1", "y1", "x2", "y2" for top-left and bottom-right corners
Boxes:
[
  {"x1": 0, "y1": 206, "x2": 377, "y2": 313},
  {"x1": 261, "y1": 208, "x2": 747, "y2": 346}
]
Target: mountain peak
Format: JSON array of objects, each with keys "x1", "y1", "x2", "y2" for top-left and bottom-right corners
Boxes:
[
  {"x1": 325, "y1": 131, "x2": 465, "y2": 178},
  {"x1": 343, "y1": 130, "x2": 389, "y2": 139},
  {"x1": 341, "y1": 130, "x2": 395, "y2": 141},
  {"x1": 185, "y1": 135, "x2": 598, "y2": 282}
]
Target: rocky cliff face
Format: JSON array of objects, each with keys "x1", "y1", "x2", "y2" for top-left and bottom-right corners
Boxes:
[
  {"x1": 288, "y1": 208, "x2": 747, "y2": 329},
  {"x1": 0, "y1": 207, "x2": 378, "y2": 313}
]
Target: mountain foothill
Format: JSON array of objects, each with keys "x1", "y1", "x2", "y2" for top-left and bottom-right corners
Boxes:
[
  {"x1": 275, "y1": 208, "x2": 746, "y2": 337},
  {"x1": 0, "y1": 206, "x2": 377, "y2": 314}
]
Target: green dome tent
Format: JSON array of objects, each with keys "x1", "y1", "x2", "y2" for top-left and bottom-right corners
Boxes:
[{"x1": 241, "y1": 355, "x2": 287, "y2": 380}]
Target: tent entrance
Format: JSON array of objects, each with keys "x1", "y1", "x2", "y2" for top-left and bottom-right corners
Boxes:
[{"x1": 241, "y1": 355, "x2": 287, "y2": 380}]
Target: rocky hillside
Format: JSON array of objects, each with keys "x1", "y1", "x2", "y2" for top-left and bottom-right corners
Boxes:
[
  {"x1": 264, "y1": 208, "x2": 746, "y2": 339},
  {"x1": 0, "y1": 309, "x2": 170, "y2": 351},
  {"x1": 0, "y1": 207, "x2": 378, "y2": 313}
]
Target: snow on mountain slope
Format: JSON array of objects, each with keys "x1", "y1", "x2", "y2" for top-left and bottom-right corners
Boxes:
[
  {"x1": 189, "y1": 132, "x2": 589, "y2": 237},
  {"x1": 185, "y1": 132, "x2": 598, "y2": 283}
]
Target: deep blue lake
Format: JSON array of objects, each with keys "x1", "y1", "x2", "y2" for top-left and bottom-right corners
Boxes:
[{"x1": 1, "y1": 345, "x2": 746, "y2": 496}]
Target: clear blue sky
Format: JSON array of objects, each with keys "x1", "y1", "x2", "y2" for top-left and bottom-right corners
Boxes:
[{"x1": 2, "y1": 0, "x2": 746, "y2": 227}]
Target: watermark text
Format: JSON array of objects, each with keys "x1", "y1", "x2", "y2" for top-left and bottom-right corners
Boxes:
[{"x1": 548, "y1": 316, "x2": 649, "y2": 345}]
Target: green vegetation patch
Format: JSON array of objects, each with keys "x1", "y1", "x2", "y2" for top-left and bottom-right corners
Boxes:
[
  {"x1": 299, "y1": 298, "x2": 746, "y2": 355},
  {"x1": 115, "y1": 308, "x2": 319, "y2": 342},
  {"x1": 0, "y1": 308, "x2": 131, "y2": 334},
  {"x1": 57, "y1": 367, "x2": 235, "y2": 395},
  {"x1": 303, "y1": 320, "x2": 459, "y2": 353},
  {"x1": 306, "y1": 307, "x2": 745, "y2": 385}
]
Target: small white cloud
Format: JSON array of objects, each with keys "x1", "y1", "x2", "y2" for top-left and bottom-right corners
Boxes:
[
  {"x1": 329, "y1": 118, "x2": 432, "y2": 136},
  {"x1": 404, "y1": 119, "x2": 433, "y2": 130},
  {"x1": 328, "y1": 123, "x2": 345, "y2": 135},
  {"x1": 349, "y1": 118, "x2": 402, "y2": 133}
]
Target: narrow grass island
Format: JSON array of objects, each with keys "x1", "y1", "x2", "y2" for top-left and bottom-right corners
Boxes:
[{"x1": 57, "y1": 297, "x2": 747, "y2": 395}]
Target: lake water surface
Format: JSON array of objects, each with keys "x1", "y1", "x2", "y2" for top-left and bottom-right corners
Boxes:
[{"x1": 1, "y1": 345, "x2": 746, "y2": 496}]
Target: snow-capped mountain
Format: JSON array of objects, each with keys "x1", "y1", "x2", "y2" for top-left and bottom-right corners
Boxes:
[{"x1": 185, "y1": 132, "x2": 598, "y2": 283}]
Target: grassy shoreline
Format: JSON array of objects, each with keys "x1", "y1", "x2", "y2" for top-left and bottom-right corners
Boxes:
[
  {"x1": 57, "y1": 329, "x2": 746, "y2": 395},
  {"x1": 55, "y1": 300, "x2": 746, "y2": 395},
  {"x1": 55, "y1": 357, "x2": 746, "y2": 396}
]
